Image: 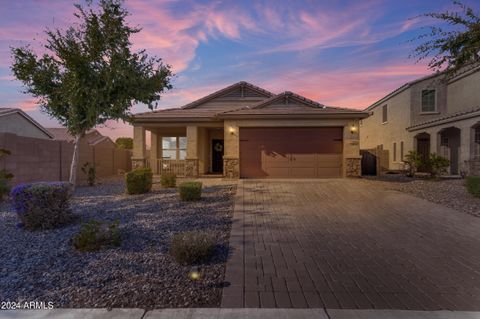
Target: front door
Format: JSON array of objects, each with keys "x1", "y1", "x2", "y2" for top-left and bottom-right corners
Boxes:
[
  {"x1": 212, "y1": 139, "x2": 224, "y2": 173},
  {"x1": 417, "y1": 137, "x2": 430, "y2": 172}
]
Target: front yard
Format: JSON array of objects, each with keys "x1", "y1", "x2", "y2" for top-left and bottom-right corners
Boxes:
[
  {"x1": 0, "y1": 178, "x2": 236, "y2": 308},
  {"x1": 361, "y1": 176, "x2": 480, "y2": 217}
]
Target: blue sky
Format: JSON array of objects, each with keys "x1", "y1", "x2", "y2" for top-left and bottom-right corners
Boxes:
[{"x1": 0, "y1": 0, "x2": 478, "y2": 139}]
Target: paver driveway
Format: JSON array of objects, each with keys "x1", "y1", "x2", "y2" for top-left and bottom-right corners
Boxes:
[{"x1": 221, "y1": 179, "x2": 480, "y2": 310}]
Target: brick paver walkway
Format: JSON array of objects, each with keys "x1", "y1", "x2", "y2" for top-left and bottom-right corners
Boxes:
[{"x1": 222, "y1": 179, "x2": 480, "y2": 310}]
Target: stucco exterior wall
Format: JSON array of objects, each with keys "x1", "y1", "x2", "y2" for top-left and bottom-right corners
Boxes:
[
  {"x1": 0, "y1": 112, "x2": 51, "y2": 139},
  {"x1": 447, "y1": 71, "x2": 480, "y2": 113},
  {"x1": 361, "y1": 88, "x2": 412, "y2": 171}
]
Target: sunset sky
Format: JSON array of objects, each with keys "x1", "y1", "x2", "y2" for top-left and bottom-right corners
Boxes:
[{"x1": 1, "y1": 0, "x2": 478, "y2": 140}]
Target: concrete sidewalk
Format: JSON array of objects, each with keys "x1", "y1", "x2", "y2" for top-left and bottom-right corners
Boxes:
[{"x1": 1, "y1": 309, "x2": 480, "y2": 319}]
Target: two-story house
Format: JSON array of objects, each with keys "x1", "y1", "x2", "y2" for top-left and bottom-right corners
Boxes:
[{"x1": 360, "y1": 65, "x2": 480, "y2": 176}]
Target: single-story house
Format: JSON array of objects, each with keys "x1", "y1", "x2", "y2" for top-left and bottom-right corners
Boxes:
[
  {"x1": 132, "y1": 81, "x2": 369, "y2": 178},
  {"x1": 0, "y1": 108, "x2": 53, "y2": 139}
]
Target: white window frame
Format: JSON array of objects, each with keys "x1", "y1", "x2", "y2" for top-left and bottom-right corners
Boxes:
[
  {"x1": 421, "y1": 89, "x2": 437, "y2": 113},
  {"x1": 162, "y1": 136, "x2": 187, "y2": 160},
  {"x1": 382, "y1": 104, "x2": 388, "y2": 124}
]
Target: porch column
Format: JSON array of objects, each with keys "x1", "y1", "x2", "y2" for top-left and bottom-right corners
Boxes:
[
  {"x1": 185, "y1": 125, "x2": 199, "y2": 177},
  {"x1": 223, "y1": 121, "x2": 240, "y2": 178},
  {"x1": 132, "y1": 125, "x2": 146, "y2": 169},
  {"x1": 343, "y1": 121, "x2": 361, "y2": 177},
  {"x1": 150, "y1": 129, "x2": 158, "y2": 174}
]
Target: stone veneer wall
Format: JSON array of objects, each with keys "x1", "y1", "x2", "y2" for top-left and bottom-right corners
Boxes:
[
  {"x1": 223, "y1": 158, "x2": 240, "y2": 178},
  {"x1": 346, "y1": 157, "x2": 361, "y2": 177},
  {"x1": 185, "y1": 159, "x2": 199, "y2": 177},
  {"x1": 470, "y1": 159, "x2": 480, "y2": 176}
]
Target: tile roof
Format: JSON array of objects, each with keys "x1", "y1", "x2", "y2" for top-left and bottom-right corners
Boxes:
[
  {"x1": 407, "y1": 106, "x2": 480, "y2": 131},
  {"x1": 134, "y1": 85, "x2": 368, "y2": 122}
]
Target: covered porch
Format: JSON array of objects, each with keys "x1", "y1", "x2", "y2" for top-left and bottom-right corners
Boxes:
[{"x1": 132, "y1": 123, "x2": 226, "y2": 177}]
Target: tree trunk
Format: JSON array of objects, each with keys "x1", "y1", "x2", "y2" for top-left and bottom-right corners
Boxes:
[{"x1": 69, "y1": 134, "x2": 81, "y2": 191}]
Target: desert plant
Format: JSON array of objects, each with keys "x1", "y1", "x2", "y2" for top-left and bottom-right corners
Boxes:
[
  {"x1": 0, "y1": 148, "x2": 14, "y2": 201},
  {"x1": 160, "y1": 173, "x2": 177, "y2": 188},
  {"x1": 466, "y1": 176, "x2": 480, "y2": 198},
  {"x1": 170, "y1": 231, "x2": 215, "y2": 265},
  {"x1": 403, "y1": 150, "x2": 422, "y2": 177},
  {"x1": 81, "y1": 162, "x2": 96, "y2": 186},
  {"x1": 426, "y1": 153, "x2": 450, "y2": 178},
  {"x1": 125, "y1": 168, "x2": 153, "y2": 194},
  {"x1": 178, "y1": 182, "x2": 202, "y2": 201},
  {"x1": 73, "y1": 219, "x2": 121, "y2": 251},
  {"x1": 10, "y1": 182, "x2": 73, "y2": 230}
]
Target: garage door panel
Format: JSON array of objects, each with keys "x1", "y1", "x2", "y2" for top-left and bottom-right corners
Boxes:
[
  {"x1": 240, "y1": 127, "x2": 343, "y2": 178},
  {"x1": 291, "y1": 167, "x2": 317, "y2": 178},
  {"x1": 265, "y1": 167, "x2": 290, "y2": 178}
]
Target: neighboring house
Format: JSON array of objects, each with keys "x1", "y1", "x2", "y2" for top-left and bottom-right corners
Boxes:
[
  {"x1": 360, "y1": 65, "x2": 480, "y2": 176},
  {"x1": 0, "y1": 108, "x2": 53, "y2": 139},
  {"x1": 47, "y1": 128, "x2": 116, "y2": 149},
  {"x1": 132, "y1": 81, "x2": 369, "y2": 178}
]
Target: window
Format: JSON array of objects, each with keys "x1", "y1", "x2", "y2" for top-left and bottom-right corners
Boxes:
[
  {"x1": 382, "y1": 105, "x2": 388, "y2": 123},
  {"x1": 441, "y1": 135, "x2": 449, "y2": 147},
  {"x1": 400, "y1": 141, "x2": 404, "y2": 161},
  {"x1": 162, "y1": 136, "x2": 187, "y2": 160},
  {"x1": 421, "y1": 89, "x2": 436, "y2": 112},
  {"x1": 474, "y1": 126, "x2": 480, "y2": 159},
  {"x1": 393, "y1": 142, "x2": 397, "y2": 162}
]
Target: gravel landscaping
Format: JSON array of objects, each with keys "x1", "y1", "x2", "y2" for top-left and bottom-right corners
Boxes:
[
  {"x1": 361, "y1": 175, "x2": 480, "y2": 217},
  {"x1": 0, "y1": 178, "x2": 236, "y2": 308}
]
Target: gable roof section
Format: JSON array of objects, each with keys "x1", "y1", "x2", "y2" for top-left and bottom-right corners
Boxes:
[
  {"x1": 134, "y1": 81, "x2": 275, "y2": 121},
  {"x1": 47, "y1": 128, "x2": 99, "y2": 142},
  {"x1": 365, "y1": 64, "x2": 480, "y2": 112},
  {"x1": 0, "y1": 107, "x2": 54, "y2": 138},
  {"x1": 218, "y1": 91, "x2": 369, "y2": 118},
  {"x1": 181, "y1": 81, "x2": 274, "y2": 109}
]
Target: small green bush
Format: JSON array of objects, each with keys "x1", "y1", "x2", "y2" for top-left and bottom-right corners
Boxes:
[
  {"x1": 426, "y1": 153, "x2": 450, "y2": 178},
  {"x1": 73, "y1": 220, "x2": 121, "y2": 252},
  {"x1": 178, "y1": 182, "x2": 202, "y2": 201},
  {"x1": 160, "y1": 173, "x2": 177, "y2": 188},
  {"x1": 466, "y1": 176, "x2": 480, "y2": 198},
  {"x1": 125, "y1": 168, "x2": 152, "y2": 194},
  {"x1": 81, "y1": 162, "x2": 96, "y2": 186},
  {"x1": 11, "y1": 182, "x2": 73, "y2": 230},
  {"x1": 0, "y1": 173, "x2": 11, "y2": 202},
  {"x1": 403, "y1": 151, "x2": 422, "y2": 177},
  {"x1": 170, "y1": 231, "x2": 215, "y2": 264}
]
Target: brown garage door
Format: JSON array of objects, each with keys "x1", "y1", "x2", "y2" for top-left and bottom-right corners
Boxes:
[{"x1": 240, "y1": 127, "x2": 343, "y2": 178}]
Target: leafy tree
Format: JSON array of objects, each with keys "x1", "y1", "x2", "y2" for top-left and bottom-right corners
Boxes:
[
  {"x1": 411, "y1": 1, "x2": 480, "y2": 76},
  {"x1": 11, "y1": 0, "x2": 173, "y2": 189},
  {"x1": 115, "y1": 137, "x2": 133, "y2": 149}
]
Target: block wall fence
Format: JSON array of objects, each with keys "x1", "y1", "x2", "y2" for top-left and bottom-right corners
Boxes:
[{"x1": 0, "y1": 133, "x2": 131, "y2": 186}]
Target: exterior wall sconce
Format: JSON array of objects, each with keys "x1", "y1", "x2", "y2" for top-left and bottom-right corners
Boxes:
[
  {"x1": 350, "y1": 125, "x2": 358, "y2": 134},
  {"x1": 229, "y1": 127, "x2": 236, "y2": 135}
]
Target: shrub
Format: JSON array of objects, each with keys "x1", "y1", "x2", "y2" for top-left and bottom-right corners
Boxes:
[
  {"x1": 0, "y1": 149, "x2": 14, "y2": 201},
  {"x1": 403, "y1": 151, "x2": 422, "y2": 177},
  {"x1": 73, "y1": 219, "x2": 121, "y2": 251},
  {"x1": 160, "y1": 173, "x2": 177, "y2": 188},
  {"x1": 81, "y1": 162, "x2": 96, "y2": 186},
  {"x1": 125, "y1": 168, "x2": 152, "y2": 194},
  {"x1": 10, "y1": 182, "x2": 73, "y2": 230},
  {"x1": 466, "y1": 176, "x2": 480, "y2": 198},
  {"x1": 178, "y1": 182, "x2": 202, "y2": 201},
  {"x1": 0, "y1": 172, "x2": 12, "y2": 202},
  {"x1": 426, "y1": 153, "x2": 450, "y2": 178},
  {"x1": 170, "y1": 231, "x2": 215, "y2": 264}
]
